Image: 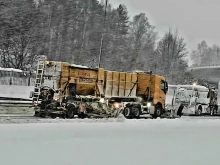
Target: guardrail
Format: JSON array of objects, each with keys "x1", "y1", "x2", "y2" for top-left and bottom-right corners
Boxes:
[{"x1": 0, "y1": 97, "x2": 33, "y2": 106}]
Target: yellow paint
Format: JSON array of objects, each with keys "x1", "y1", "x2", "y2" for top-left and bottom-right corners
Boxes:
[
  {"x1": 153, "y1": 76, "x2": 166, "y2": 109},
  {"x1": 137, "y1": 73, "x2": 166, "y2": 110},
  {"x1": 49, "y1": 62, "x2": 166, "y2": 110}
]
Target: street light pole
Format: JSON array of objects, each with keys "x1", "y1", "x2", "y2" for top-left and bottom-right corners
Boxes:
[{"x1": 98, "y1": 0, "x2": 108, "y2": 68}]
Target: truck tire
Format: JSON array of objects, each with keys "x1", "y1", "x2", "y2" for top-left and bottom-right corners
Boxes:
[
  {"x1": 216, "y1": 107, "x2": 218, "y2": 115},
  {"x1": 152, "y1": 105, "x2": 162, "y2": 119},
  {"x1": 195, "y1": 106, "x2": 202, "y2": 116},
  {"x1": 132, "y1": 106, "x2": 140, "y2": 119},
  {"x1": 210, "y1": 106, "x2": 214, "y2": 116},
  {"x1": 78, "y1": 112, "x2": 86, "y2": 119},
  {"x1": 50, "y1": 113, "x2": 57, "y2": 119},
  {"x1": 66, "y1": 104, "x2": 75, "y2": 119},
  {"x1": 123, "y1": 107, "x2": 132, "y2": 119},
  {"x1": 34, "y1": 111, "x2": 40, "y2": 117}
]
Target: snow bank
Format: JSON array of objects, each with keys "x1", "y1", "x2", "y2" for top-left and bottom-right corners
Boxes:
[{"x1": 0, "y1": 118, "x2": 220, "y2": 165}]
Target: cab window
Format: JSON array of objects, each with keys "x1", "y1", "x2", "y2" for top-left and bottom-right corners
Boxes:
[
  {"x1": 160, "y1": 81, "x2": 165, "y2": 90},
  {"x1": 160, "y1": 80, "x2": 168, "y2": 94}
]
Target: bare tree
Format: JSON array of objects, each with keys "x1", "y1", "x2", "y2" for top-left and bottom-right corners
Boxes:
[
  {"x1": 156, "y1": 29, "x2": 188, "y2": 83},
  {"x1": 191, "y1": 41, "x2": 220, "y2": 67},
  {"x1": 128, "y1": 13, "x2": 157, "y2": 71},
  {"x1": 0, "y1": 0, "x2": 45, "y2": 69}
]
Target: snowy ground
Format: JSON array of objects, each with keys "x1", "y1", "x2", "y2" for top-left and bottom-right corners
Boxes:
[
  {"x1": 0, "y1": 105, "x2": 34, "y2": 115},
  {"x1": 1, "y1": 117, "x2": 220, "y2": 165}
]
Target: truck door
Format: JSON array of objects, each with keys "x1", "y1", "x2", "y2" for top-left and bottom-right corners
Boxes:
[{"x1": 189, "y1": 89, "x2": 197, "y2": 107}]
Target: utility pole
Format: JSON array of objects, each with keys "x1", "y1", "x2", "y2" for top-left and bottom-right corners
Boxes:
[{"x1": 98, "y1": 0, "x2": 108, "y2": 68}]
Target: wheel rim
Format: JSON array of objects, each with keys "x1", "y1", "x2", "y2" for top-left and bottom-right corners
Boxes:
[
  {"x1": 124, "y1": 108, "x2": 130, "y2": 117},
  {"x1": 67, "y1": 110, "x2": 73, "y2": 117},
  {"x1": 51, "y1": 114, "x2": 56, "y2": 119},
  {"x1": 66, "y1": 105, "x2": 75, "y2": 118},
  {"x1": 133, "y1": 107, "x2": 140, "y2": 117},
  {"x1": 156, "y1": 108, "x2": 161, "y2": 116}
]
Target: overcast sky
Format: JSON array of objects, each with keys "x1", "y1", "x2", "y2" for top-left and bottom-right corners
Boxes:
[{"x1": 108, "y1": 0, "x2": 220, "y2": 54}]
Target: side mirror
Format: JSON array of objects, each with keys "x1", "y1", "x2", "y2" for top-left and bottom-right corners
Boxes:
[
  {"x1": 164, "y1": 82, "x2": 168, "y2": 94},
  {"x1": 207, "y1": 92, "x2": 210, "y2": 98}
]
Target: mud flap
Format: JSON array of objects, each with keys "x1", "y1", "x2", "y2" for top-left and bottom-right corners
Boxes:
[{"x1": 177, "y1": 104, "x2": 184, "y2": 117}]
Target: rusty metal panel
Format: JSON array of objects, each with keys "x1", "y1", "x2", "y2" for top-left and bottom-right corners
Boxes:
[
  {"x1": 105, "y1": 71, "x2": 113, "y2": 97},
  {"x1": 130, "y1": 73, "x2": 137, "y2": 97},
  {"x1": 137, "y1": 73, "x2": 155, "y2": 97},
  {"x1": 119, "y1": 72, "x2": 126, "y2": 97},
  {"x1": 112, "y1": 72, "x2": 119, "y2": 97},
  {"x1": 97, "y1": 68, "x2": 105, "y2": 96},
  {"x1": 104, "y1": 71, "x2": 137, "y2": 98},
  {"x1": 59, "y1": 77, "x2": 69, "y2": 97},
  {"x1": 98, "y1": 68, "x2": 105, "y2": 80},
  {"x1": 70, "y1": 68, "x2": 98, "y2": 96},
  {"x1": 125, "y1": 73, "x2": 132, "y2": 96},
  {"x1": 61, "y1": 62, "x2": 70, "y2": 78}
]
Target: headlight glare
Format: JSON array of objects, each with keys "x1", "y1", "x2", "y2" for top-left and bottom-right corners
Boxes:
[
  {"x1": 114, "y1": 103, "x2": 120, "y2": 109},
  {"x1": 99, "y1": 98, "x2": 105, "y2": 103}
]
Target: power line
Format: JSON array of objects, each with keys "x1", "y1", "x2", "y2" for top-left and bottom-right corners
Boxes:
[{"x1": 98, "y1": 0, "x2": 108, "y2": 68}]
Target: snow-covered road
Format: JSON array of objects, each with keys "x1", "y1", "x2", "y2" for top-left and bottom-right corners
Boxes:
[{"x1": 0, "y1": 118, "x2": 220, "y2": 165}]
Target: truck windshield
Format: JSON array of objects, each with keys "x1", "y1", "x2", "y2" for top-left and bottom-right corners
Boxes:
[{"x1": 199, "y1": 91, "x2": 209, "y2": 98}]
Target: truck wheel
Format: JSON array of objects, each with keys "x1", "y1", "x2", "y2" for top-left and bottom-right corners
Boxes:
[
  {"x1": 50, "y1": 113, "x2": 57, "y2": 119},
  {"x1": 210, "y1": 107, "x2": 214, "y2": 116},
  {"x1": 66, "y1": 104, "x2": 75, "y2": 119},
  {"x1": 196, "y1": 106, "x2": 202, "y2": 116},
  {"x1": 123, "y1": 107, "x2": 132, "y2": 119},
  {"x1": 214, "y1": 105, "x2": 218, "y2": 116},
  {"x1": 132, "y1": 106, "x2": 140, "y2": 119},
  {"x1": 152, "y1": 105, "x2": 162, "y2": 119},
  {"x1": 34, "y1": 111, "x2": 40, "y2": 117},
  {"x1": 78, "y1": 112, "x2": 86, "y2": 119}
]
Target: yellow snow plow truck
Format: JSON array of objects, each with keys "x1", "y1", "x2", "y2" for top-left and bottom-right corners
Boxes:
[{"x1": 30, "y1": 60, "x2": 168, "y2": 119}]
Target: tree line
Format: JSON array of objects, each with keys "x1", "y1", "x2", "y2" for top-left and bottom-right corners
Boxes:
[
  {"x1": 0, "y1": 0, "x2": 195, "y2": 84},
  {"x1": 191, "y1": 41, "x2": 220, "y2": 67}
]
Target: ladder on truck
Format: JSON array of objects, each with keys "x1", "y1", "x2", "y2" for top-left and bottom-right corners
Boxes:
[{"x1": 33, "y1": 60, "x2": 45, "y2": 103}]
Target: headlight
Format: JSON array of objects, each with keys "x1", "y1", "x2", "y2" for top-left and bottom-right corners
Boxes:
[
  {"x1": 147, "y1": 102, "x2": 151, "y2": 107},
  {"x1": 114, "y1": 103, "x2": 120, "y2": 109},
  {"x1": 99, "y1": 98, "x2": 105, "y2": 103}
]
